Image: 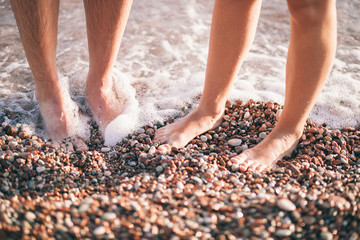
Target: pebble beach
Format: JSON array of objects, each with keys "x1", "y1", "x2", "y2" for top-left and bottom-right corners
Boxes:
[{"x1": 1, "y1": 100, "x2": 359, "y2": 239}]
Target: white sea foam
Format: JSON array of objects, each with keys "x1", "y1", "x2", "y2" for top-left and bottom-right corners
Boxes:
[
  {"x1": 0, "y1": 0, "x2": 359, "y2": 145},
  {"x1": 103, "y1": 71, "x2": 139, "y2": 146}
]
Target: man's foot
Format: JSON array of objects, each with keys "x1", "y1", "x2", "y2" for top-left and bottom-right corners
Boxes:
[
  {"x1": 36, "y1": 87, "x2": 88, "y2": 152},
  {"x1": 154, "y1": 107, "x2": 224, "y2": 152},
  {"x1": 230, "y1": 129, "x2": 302, "y2": 173},
  {"x1": 86, "y1": 75, "x2": 126, "y2": 135}
]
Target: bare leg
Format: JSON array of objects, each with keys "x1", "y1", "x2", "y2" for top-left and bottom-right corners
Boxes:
[
  {"x1": 84, "y1": 0, "x2": 133, "y2": 134},
  {"x1": 154, "y1": 0, "x2": 262, "y2": 151},
  {"x1": 10, "y1": 0, "x2": 87, "y2": 151},
  {"x1": 231, "y1": 0, "x2": 337, "y2": 172}
]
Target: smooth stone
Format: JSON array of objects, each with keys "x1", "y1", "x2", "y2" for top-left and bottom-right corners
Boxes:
[
  {"x1": 93, "y1": 226, "x2": 106, "y2": 236},
  {"x1": 8, "y1": 141, "x2": 18, "y2": 147},
  {"x1": 156, "y1": 166, "x2": 163, "y2": 173},
  {"x1": 243, "y1": 112, "x2": 250, "y2": 119},
  {"x1": 78, "y1": 203, "x2": 91, "y2": 213},
  {"x1": 275, "y1": 229, "x2": 292, "y2": 237},
  {"x1": 231, "y1": 164, "x2": 239, "y2": 171},
  {"x1": 276, "y1": 198, "x2": 296, "y2": 211},
  {"x1": 227, "y1": 139, "x2": 242, "y2": 147},
  {"x1": 101, "y1": 147, "x2": 111, "y2": 153},
  {"x1": 102, "y1": 212, "x2": 117, "y2": 221},
  {"x1": 148, "y1": 146, "x2": 156, "y2": 154},
  {"x1": 104, "y1": 171, "x2": 111, "y2": 177},
  {"x1": 176, "y1": 182, "x2": 184, "y2": 190},
  {"x1": 259, "y1": 132, "x2": 267, "y2": 139},
  {"x1": 136, "y1": 128, "x2": 145, "y2": 134},
  {"x1": 200, "y1": 135, "x2": 208, "y2": 142},
  {"x1": 25, "y1": 212, "x2": 36, "y2": 222},
  {"x1": 36, "y1": 166, "x2": 46, "y2": 173},
  {"x1": 320, "y1": 232, "x2": 333, "y2": 240}
]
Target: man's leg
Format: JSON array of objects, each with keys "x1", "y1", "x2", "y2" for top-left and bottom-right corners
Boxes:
[
  {"x1": 10, "y1": 0, "x2": 80, "y2": 149},
  {"x1": 232, "y1": 0, "x2": 337, "y2": 172},
  {"x1": 84, "y1": 0, "x2": 133, "y2": 134},
  {"x1": 154, "y1": 0, "x2": 262, "y2": 151}
]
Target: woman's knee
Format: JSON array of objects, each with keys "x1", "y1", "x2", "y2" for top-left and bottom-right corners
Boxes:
[{"x1": 287, "y1": 0, "x2": 335, "y2": 25}]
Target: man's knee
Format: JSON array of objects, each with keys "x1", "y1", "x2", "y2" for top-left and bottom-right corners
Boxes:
[{"x1": 287, "y1": 0, "x2": 335, "y2": 25}]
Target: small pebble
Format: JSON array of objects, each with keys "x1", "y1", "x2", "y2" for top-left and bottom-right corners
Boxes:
[
  {"x1": 276, "y1": 198, "x2": 296, "y2": 211},
  {"x1": 101, "y1": 147, "x2": 111, "y2": 153},
  {"x1": 102, "y1": 212, "x2": 117, "y2": 221},
  {"x1": 320, "y1": 232, "x2": 333, "y2": 240},
  {"x1": 275, "y1": 229, "x2": 292, "y2": 237},
  {"x1": 259, "y1": 132, "x2": 267, "y2": 139},
  {"x1": 36, "y1": 166, "x2": 46, "y2": 173},
  {"x1": 93, "y1": 226, "x2": 106, "y2": 236},
  {"x1": 227, "y1": 138, "x2": 242, "y2": 147},
  {"x1": 243, "y1": 112, "x2": 250, "y2": 119},
  {"x1": 200, "y1": 135, "x2": 208, "y2": 142},
  {"x1": 25, "y1": 212, "x2": 36, "y2": 222}
]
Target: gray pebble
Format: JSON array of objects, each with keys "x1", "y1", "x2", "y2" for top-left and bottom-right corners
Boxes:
[
  {"x1": 228, "y1": 138, "x2": 242, "y2": 147},
  {"x1": 259, "y1": 132, "x2": 267, "y2": 139},
  {"x1": 275, "y1": 229, "x2": 292, "y2": 237},
  {"x1": 101, "y1": 147, "x2": 111, "y2": 153},
  {"x1": 320, "y1": 232, "x2": 333, "y2": 240},
  {"x1": 156, "y1": 166, "x2": 163, "y2": 173},
  {"x1": 200, "y1": 135, "x2": 208, "y2": 142},
  {"x1": 36, "y1": 166, "x2": 45, "y2": 173}
]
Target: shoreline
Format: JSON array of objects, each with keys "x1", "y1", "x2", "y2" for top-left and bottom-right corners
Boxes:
[{"x1": 0, "y1": 100, "x2": 359, "y2": 239}]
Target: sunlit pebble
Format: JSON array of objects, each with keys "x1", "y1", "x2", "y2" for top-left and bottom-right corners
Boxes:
[
  {"x1": 1, "y1": 100, "x2": 360, "y2": 239},
  {"x1": 176, "y1": 181, "x2": 184, "y2": 190},
  {"x1": 227, "y1": 138, "x2": 242, "y2": 147},
  {"x1": 93, "y1": 226, "x2": 106, "y2": 236},
  {"x1": 276, "y1": 198, "x2": 296, "y2": 211},
  {"x1": 102, "y1": 212, "x2": 117, "y2": 221},
  {"x1": 243, "y1": 112, "x2": 250, "y2": 119},
  {"x1": 148, "y1": 146, "x2": 156, "y2": 154},
  {"x1": 36, "y1": 166, "x2": 46, "y2": 173}
]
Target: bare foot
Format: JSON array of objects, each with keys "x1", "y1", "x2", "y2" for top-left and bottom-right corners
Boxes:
[
  {"x1": 154, "y1": 107, "x2": 224, "y2": 152},
  {"x1": 36, "y1": 88, "x2": 88, "y2": 152},
  {"x1": 230, "y1": 129, "x2": 301, "y2": 173},
  {"x1": 86, "y1": 75, "x2": 126, "y2": 135}
]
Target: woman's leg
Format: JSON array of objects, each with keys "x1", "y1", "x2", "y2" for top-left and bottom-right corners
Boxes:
[
  {"x1": 154, "y1": 0, "x2": 262, "y2": 151},
  {"x1": 84, "y1": 0, "x2": 133, "y2": 134},
  {"x1": 232, "y1": 0, "x2": 337, "y2": 172}
]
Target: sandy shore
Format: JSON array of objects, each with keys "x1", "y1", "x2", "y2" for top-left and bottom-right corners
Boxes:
[{"x1": 0, "y1": 100, "x2": 359, "y2": 239}]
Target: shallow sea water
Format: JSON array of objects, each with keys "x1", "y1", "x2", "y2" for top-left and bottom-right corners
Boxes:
[{"x1": 0, "y1": 0, "x2": 359, "y2": 144}]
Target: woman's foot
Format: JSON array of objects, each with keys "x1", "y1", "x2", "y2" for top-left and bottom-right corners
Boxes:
[
  {"x1": 230, "y1": 128, "x2": 302, "y2": 173},
  {"x1": 154, "y1": 107, "x2": 224, "y2": 152}
]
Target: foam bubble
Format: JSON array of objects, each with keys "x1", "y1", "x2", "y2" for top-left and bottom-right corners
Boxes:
[{"x1": 103, "y1": 71, "x2": 139, "y2": 146}]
